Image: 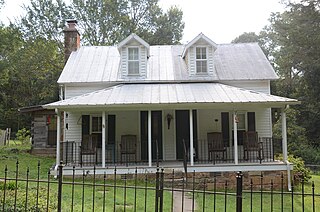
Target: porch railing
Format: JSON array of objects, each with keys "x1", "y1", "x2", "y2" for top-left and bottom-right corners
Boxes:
[{"x1": 61, "y1": 137, "x2": 282, "y2": 167}]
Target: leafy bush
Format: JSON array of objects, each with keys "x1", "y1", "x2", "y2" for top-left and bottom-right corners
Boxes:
[
  {"x1": 276, "y1": 154, "x2": 311, "y2": 183},
  {"x1": 15, "y1": 128, "x2": 30, "y2": 144}
]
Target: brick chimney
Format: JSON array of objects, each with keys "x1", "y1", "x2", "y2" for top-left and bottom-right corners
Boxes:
[{"x1": 63, "y1": 19, "x2": 80, "y2": 63}]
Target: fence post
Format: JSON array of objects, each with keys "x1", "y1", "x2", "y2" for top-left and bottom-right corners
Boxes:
[
  {"x1": 155, "y1": 168, "x2": 160, "y2": 212},
  {"x1": 57, "y1": 162, "x2": 63, "y2": 212},
  {"x1": 236, "y1": 171, "x2": 243, "y2": 212}
]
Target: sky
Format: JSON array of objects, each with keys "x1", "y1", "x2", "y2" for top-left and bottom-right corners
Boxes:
[{"x1": 0, "y1": 0, "x2": 286, "y2": 44}]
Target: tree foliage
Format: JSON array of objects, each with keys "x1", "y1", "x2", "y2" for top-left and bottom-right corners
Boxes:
[
  {"x1": 231, "y1": 32, "x2": 260, "y2": 44},
  {"x1": 19, "y1": 0, "x2": 184, "y2": 46},
  {"x1": 262, "y1": 0, "x2": 320, "y2": 147}
]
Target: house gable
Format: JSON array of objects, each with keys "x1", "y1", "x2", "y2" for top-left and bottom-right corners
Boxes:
[
  {"x1": 182, "y1": 33, "x2": 217, "y2": 77},
  {"x1": 117, "y1": 34, "x2": 150, "y2": 79}
]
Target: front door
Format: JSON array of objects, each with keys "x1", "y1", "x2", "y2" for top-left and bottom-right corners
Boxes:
[
  {"x1": 140, "y1": 111, "x2": 163, "y2": 161},
  {"x1": 175, "y1": 110, "x2": 198, "y2": 160}
]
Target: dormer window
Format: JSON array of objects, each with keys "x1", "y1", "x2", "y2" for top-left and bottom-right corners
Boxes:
[
  {"x1": 128, "y1": 47, "x2": 139, "y2": 75},
  {"x1": 196, "y1": 47, "x2": 207, "y2": 73}
]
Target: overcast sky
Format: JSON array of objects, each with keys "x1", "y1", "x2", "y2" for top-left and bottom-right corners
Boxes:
[{"x1": 0, "y1": 0, "x2": 286, "y2": 44}]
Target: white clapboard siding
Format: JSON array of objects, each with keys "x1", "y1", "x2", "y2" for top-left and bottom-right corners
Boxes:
[
  {"x1": 163, "y1": 109, "x2": 175, "y2": 160},
  {"x1": 221, "y1": 80, "x2": 271, "y2": 94},
  {"x1": 121, "y1": 47, "x2": 127, "y2": 77},
  {"x1": 140, "y1": 46, "x2": 147, "y2": 77},
  {"x1": 65, "y1": 84, "x2": 108, "y2": 99},
  {"x1": 65, "y1": 112, "x2": 81, "y2": 143},
  {"x1": 208, "y1": 46, "x2": 215, "y2": 76}
]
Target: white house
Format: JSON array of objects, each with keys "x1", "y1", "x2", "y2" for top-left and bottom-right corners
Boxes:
[{"x1": 45, "y1": 20, "x2": 299, "y2": 186}]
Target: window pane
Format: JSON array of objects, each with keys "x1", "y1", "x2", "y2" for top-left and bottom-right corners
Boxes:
[
  {"x1": 196, "y1": 47, "x2": 206, "y2": 59},
  {"x1": 128, "y1": 61, "x2": 139, "y2": 74},
  {"x1": 128, "y1": 48, "x2": 139, "y2": 60},
  {"x1": 196, "y1": 61, "x2": 207, "y2": 73},
  {"x1": 92, "y1": 117, "x2": 102, "y2": 132},
  {"x1": 237, "y1": 114, "x2": 245, "y2": 130}
]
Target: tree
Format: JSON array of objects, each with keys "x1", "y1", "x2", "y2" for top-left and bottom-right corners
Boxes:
[
  {"x1": 0, "y1": 26, "x2": 62, "y2": 132},
  {"x1": 231, "y1": 32, "x2": 260, "y2": 43},
  {"x1": 19, "y1": 0, "x2": 185, "y2": 46},
  {"x1": 261, "y1": 0, "x2": 320, "y2": 146}
]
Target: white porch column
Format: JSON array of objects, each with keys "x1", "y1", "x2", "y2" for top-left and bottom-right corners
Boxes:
[
  {"x1": 281, "y1": 108, "x2": 288, "y2": 162},
  {"x1": 55, "y1": 109, "x2": 61, "y2": 166},
  {"x1": 189, "y1": 109, "x2": 194, "y2": 166},
  {"x1": 102, "y1": 111, "x2": 106, "y2": 168},
  {"x1": 148, "y1": 110, "x2": 152, "y2": 167},
  {"x1": 233, "y1": 111, "x2": 239, "y2": 165}
]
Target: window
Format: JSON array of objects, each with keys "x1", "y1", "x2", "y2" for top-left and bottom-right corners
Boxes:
[
  {"x1": 128, "y1": 47, "x2": 139, "y2": 75},
  {"x1": 196, "y1": 47, "x2": 207, "y2": 73},
  {"x1": 91, "y1": 116, "x2": 102, "y2": 133}
]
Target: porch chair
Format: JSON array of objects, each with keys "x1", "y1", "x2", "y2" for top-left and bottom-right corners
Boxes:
[
  {"x1": 120, "y1": 135, "x2": 137, "y2": 164},
  {"x1": 243, "y1": 131, "x2": 263, "y2": 161},
  {"x1": 80, "y1": 135, "x2": 98, "y2": 166},
  {"x1": 207, "y1": 132, "x2": 226, "y2": 162}
]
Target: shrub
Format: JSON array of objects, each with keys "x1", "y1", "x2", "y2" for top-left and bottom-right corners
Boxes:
[
  {"x1": 15, "y1": 128, "x2": 30, "y2": 144},
  {"x1": 276, "y1": 154, "x2": 311, "y2": 183}
]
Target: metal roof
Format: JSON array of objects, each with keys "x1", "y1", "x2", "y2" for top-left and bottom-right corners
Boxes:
[
  {"x1": 45, "y1": 83, "x2": 298, "y2": 109},
  {"x1": 58, "y1": 43, "x2": 278, "y2": 84}
]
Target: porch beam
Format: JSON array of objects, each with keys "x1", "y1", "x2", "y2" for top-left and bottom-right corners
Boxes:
[
  {"x1": 233, "y1": 111, "x2": 239, "y2": 165},
  {"x1": 189, "y1": 109, "x2": 194, "y2": 166},
  {"x1": 102, "y1": 111, "x2": 106, "y2": 168},
  {"x1": 55, "y1": 109, "x2": 61, "y2": 167},
  {"x1": 148, "y1": 110, "x2": 152, "y2": 167},
  {"x1": 281, "y1": 108, "x2": 288, "y2": 162}
]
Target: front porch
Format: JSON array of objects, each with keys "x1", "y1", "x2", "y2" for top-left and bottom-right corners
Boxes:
[{"x1": 60, "y1": 136, "x2": 281, "y2": 168}]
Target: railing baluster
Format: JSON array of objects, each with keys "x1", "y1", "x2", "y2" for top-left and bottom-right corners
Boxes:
[
  {"x1": 281, "y1": 173, "x2": 284, "y2": 212},
  {"x1": 260, "y1": 174, "x2": 263, "y2": 212},
  {"x1": 302, "y1": 178, "x2": 305, "y2": 212},
  {"x1": 202, "y1": 178, "x2": 206, "y2": 212},
  {"x1": 171, "y1": 169, "x2": 174, "y2": 212},
  {"x1": 71, "y1": 166, "x2": 75, "y2": 212},
  {"x1": 92, "y1": 166, "x2": 96, "y2": 212},
  {"x1": 270, "y1": 179, "x2": 273, "y2": 212},
  {"x1": 123, "y1": 174, "x2": 127, "y2": 212},
  {"x1": 134, "y1": 168, "x2": 137, "y2": 212},
  {"x1": 250, "y1": 178, "x2": 253, "y2": 212},
  {"x1": 144, "y1": 173, "x2": 148, "y2": 212},
  {"x1": 103, "y1": 172, "x2": 106, "y2": 212},
  {"x1": 2, "y1": 165, "x2": 7, "y2": 212},
  {"x1": 312, "y1": 181, "x2": 315, "y2": 212},
  {"x1": 81, "y1": 170, "x2": 85, "y2": 212},
  {"x1": 36, "y1": 161, "x2": 40, "y2": 211},
  {"x1": 291, "y1": 184, "x2": 294, "y2": 212},
  {"x1": 192, "y1": 171, "x2": 195, "y2": 212},
  {"x1": 224, "y1": 180, "x2": 228, "y2": 212},
  {"x1": 25, "y1": 167, "x2": 29, "y2": 211},
  {"x1": 114, "y1": 168, "x2": 117, "y2": 212},
  {"x1": 14, "y1": 160, "x2": 19, "y2": 211},
  {"x1": 46, "y1": 169, "x2": 51, "y2": 212},
  {"x1": 214, "y1": 173, "x2": 217, "y2": 212}
]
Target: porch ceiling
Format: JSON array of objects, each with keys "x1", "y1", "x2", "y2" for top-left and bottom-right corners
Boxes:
[{"x1": 44, "y1": 83, "x2": 299, "y2": 110}]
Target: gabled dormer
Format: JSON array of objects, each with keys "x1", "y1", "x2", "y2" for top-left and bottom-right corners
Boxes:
[
  {"x1": 182, "y1": 33, "x2": 217, "y2": 77},
  {"x1": 118, "y1": 34, "x2": 150, "y2": 78}
]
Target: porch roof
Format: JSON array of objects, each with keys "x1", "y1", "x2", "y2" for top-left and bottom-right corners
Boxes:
[{"x1": 44, "y1": 83, "x2": 299, "y2": 109}]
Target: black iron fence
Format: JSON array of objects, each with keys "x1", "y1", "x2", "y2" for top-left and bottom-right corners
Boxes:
[
  {"x1": 1, "y1": 161, "x2": 319, "y2": 211},
  {"x1": 62, "y1": 137, "x2": 280, "y2": 167}
]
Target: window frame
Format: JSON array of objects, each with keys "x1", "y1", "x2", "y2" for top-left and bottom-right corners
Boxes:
[
  {"x1": 195, "y1": 46, "x2": 208, "y2": 74},
  {"x1": 127, "y1": 47, "x2": 140, "y2": 76},
  {"x1": 91, "y1": 115, "x2": 102, "y2": 133}
]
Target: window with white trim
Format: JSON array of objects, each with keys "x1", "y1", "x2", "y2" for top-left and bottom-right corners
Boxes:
[
  {"x1": 196, "y1": 47, "x2": 208, "y2": 73},
  {"x1": 128, "y1": 47, "x2": 139, "y2": 75}
]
